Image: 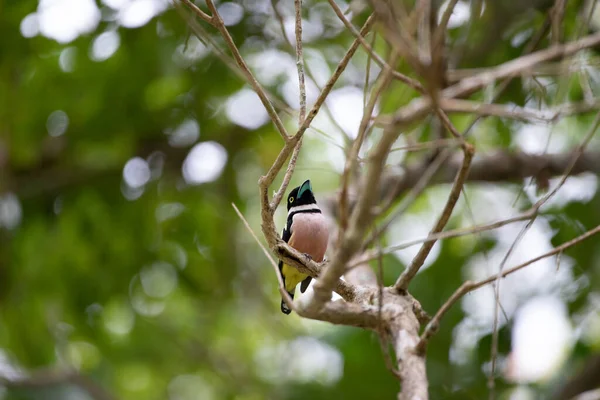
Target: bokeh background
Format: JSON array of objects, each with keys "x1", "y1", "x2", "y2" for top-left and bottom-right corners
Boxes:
[{"x1": 2, "y1": 0, "x2": 600, "y2": 399}]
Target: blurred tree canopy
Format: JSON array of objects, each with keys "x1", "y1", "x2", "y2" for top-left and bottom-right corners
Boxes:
[{"x1": 1, "y1": 0, "x2": 600, "y2": 399}]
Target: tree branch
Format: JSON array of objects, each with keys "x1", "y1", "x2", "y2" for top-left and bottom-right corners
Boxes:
[
  {"x1": 439, "y1": 98, "x2": 600, "y2": 124},
  {"x1": 326, "y1": 0, "x2": 425, "y2": 93},
  {"x1": 179, "y1": 0, "x2": 214, "y2": 25},
  {"x1": 310, "y1": 124, "x2": 403, "y2": 308},
  {"x1": 372, "y1": 149, "x2": 600, "y2": 213},
  {"x1": 395, "y1": 137, "x2": 474, "y2": 291},
  {"x1": 416, "y1": 223, "x2": 600, "y2": 352},
  {"x1": 377, "y1": 30, "x2": 600, "y2": 129},
  {"x1": 186, "y1": 0, "x2": 290, "y2": 141},
  {"x1": 298, "y1": 299, "x2": 380, "y2": 329},
  {"x1": 259, "y1": 16, "x2": 375, "y2": 250}
]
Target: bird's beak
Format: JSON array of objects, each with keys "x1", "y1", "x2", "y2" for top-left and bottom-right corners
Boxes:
[{"x1": 297, "y1": 179, "x2": 312, "y2": 198}]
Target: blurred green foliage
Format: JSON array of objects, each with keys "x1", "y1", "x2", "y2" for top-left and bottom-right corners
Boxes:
[{"x1": 1, "y1": 0, "x2": 600, "y2": 400}]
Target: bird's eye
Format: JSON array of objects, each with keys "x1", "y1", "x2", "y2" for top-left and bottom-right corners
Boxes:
[{"x1": 289, "y1": 197, "x2": 294, "y2": 203}]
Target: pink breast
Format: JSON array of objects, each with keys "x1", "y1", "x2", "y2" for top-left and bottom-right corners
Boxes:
[{"x1": 288, "y1": 213, "x2": 329, "y2": 262}]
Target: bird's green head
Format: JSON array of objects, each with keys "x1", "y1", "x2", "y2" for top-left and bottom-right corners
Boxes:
[{"x1": 287, "y1": 179, "x2": 316, "y2": 211}]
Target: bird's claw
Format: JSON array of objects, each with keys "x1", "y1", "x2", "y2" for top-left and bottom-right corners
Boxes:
[{"x1": 303, "y1": 253, "x2": 313, "y2": 261}]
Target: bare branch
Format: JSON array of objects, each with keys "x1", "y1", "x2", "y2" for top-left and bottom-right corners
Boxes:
[
  {"x1": 550, "y1": 0, "x2": 567, "y2": 45},
  {"x1": 260, "y1": 15, "x2": 375, "y2": 193},
  {"x1": 379, "y1": 30, "x2": 600, "y2": 129},
  {"x1": 395, "y1": 138, "x2": 474, "y2": 291},
  {"x1": 175, "y1": 2, "x2": 293, "y2": 116},
  {"x1": 295, "y1": 15, "x2": 376, "y2": 140},
  {"x1": 435, "y1": 0, "x2": 459, "y2": 49},
  {"x1": 343, "y1": 148, "x2": 600, "y2": 219},
  {"x1": 339, "y1": 50, "x2": 399, "y2": 234},
  {"x1": 270, "y1": 140, "x2": 303, "y2": 211},
  {"x1": 439, "y1": 98, "x2": 600, "y2": 124},
  {"x1": 375, "y1": 239, "x2": 403, "y2": 379},
  {"x1": 353, "y1": 210, "x2": 537, "y2": 268},
  {"x1": 294, "y1": 0, "x2": 306, "y2": 122},
  {"x1": 417, "y1": 0, "x2": 432, "y2": 66},
  {"x1": 327, "y1": 0, "x2": 425, "y2": 93},
  {"x1": 310, "y1": 124, "x2": 405, "y2": 308},
  {"x1": 363, "y1": 149, "x2": 450, "y2": 249},
  {"x1": 417, "y1": 223, "x2": 600, "y2": 351},
  {"x1": 387, "y1": 138, "x2": 460, "y2": 153},
  {"x1": 534, "y1": 112, "x2": 600, "y2": 210},
  {"x1": 194, "y1": 0, "x2": 290, "y2": 141},
  {"x1": 179, "y1": 0, "x2": 214, "y2": 25},
  {"x1": 266, "y1": 0, "x2": 308, "y2": 212},
  {"x1": 260, "y1": 16, "x2": 376, "y2": 253},
  {"x1": 446, "y1": 61, "x2": 600, "y2": 82},
  {"x1": 368, "y1": 0, "x2": 422, "y2": 74},
  {"x1": 443, "y1": 31, "x2": 600, "y2": 99},
  {"x1": 269, "y1": 0, "x2": 350, "y2": 141},
  {"x1": 298, "y1": 299, "x2": 380, "y2": 329}
]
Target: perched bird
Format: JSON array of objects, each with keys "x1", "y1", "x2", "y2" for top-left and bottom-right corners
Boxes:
[{"x1": 279, "y1": 179, "x2": 329, "y2": 314}]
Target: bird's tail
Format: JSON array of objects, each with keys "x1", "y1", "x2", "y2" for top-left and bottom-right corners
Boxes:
[{"x1": 281, "y1": 290, "x2": 295, "y2": 315}]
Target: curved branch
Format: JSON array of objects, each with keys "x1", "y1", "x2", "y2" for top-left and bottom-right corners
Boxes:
[
  {"x1": 416, "y1": 223, "x2": 600, "y2": 351},
  {"x1": 325, "y1": 149, "x2": 600, "y2": 219}
]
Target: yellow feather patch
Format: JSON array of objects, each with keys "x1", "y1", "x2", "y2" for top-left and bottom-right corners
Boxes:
[{"x1": 281, "y1": 264, "x2": 307, "y2": 293}]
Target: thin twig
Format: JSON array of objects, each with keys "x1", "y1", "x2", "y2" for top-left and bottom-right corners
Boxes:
[
  {"x1": 232, "y1": 203, "x2": 296, "y2": 311},
  {"x1": 175, "y1": 2, "x2": 293, "y2": 116},
  {"x1": 388, "y1": 138, "x2": 459, "y2": 153},
  {"x1": 295, "y1": 14, "x2": 376, "y2": 140},
  {"x1": 364, "y1": 149, "x2": 449, "y2": 249},
  {"x1": 339, "y1": 50, "x2": 399, "y2": 235},
  {"x1": 395, "y1": 133, "x2": 474, "y2": 291},
  {"x1": 353, "y1": 210, "x2": 538, "y2": 268},
  {"x1": 363, "y1": 31, "x2": 375, "y2": 109},
  {"x1": 180, "y1": 0, "x2": 214, "y2": 25},
  {"x1": 417, "y1": 0, "x2": 432, "y2": 66},
  {"x1": 446, "y1": 60, "x2": 600, "y2": 81},
  {"x1": 434, "y1": 0, "x2": 459, "y2": 51},
  {"x1": 489, "y1": 218, "x2": 533, "y2": 393},
  {"x1": 440, "y1": 98, "x2": 600, "y2": 124},
  {"x1": 263, "y1": 0, "x2": 309, "y2": 213},
  {"x1": 416, "y1": 223, "x2": 600, "y2": 352},
  {"x1": 369, "y1": 0, "x2": 421, "y2": 72},
  {"x1": 327, "y1": 0, "x2": 425, "y2": 93},
  {"x1": 294, "y1": 0, "x2": 306, "y2": 123},
  {"x1": 265, "y1": 16, "x2": 376, "y2": 213},
  {"x1": 268, "y1": 0, "x2": 351, "y2": 142},
  {"x1": 199, "y1": 0, "x2": 290, "y2": 140},
  {"x1": 382, "y1": 30, "x2": 600, "y2": 128},
  {"x1": 270, "y1": 139, "x2": 304, "y2": 210},
  {"x1": 550, "y1": 0, "x2": 567, "y2": 45},
  {"x1": 310, "y1": 123, "x2": 403, "y2": 307},
  {"x1": 489, "y1": 112, "x2": 600, "y2": 390}
]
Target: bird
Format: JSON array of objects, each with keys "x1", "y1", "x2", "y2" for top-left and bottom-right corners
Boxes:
[{"x1": 279, "y1": 179, "x2": 329, "y2": 314}]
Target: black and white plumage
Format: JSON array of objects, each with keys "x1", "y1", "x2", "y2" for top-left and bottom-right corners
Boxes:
[{"x1": 278, "y1": 180, "x2": 329, "y2": 314}]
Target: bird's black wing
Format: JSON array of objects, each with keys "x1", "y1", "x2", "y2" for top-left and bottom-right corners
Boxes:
[
  {"x1": 279, "y1": 225, "x2": 294, "y2": 314},
  {"x1": 278, "y1": 225, "x2": 291, "y2": 282},
  {"x1": 282, "y1": 223, "x2": 292, "y2": 243},
  {"x1": 300, "y1": 276, "x2": 312, "y2": 293}
]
